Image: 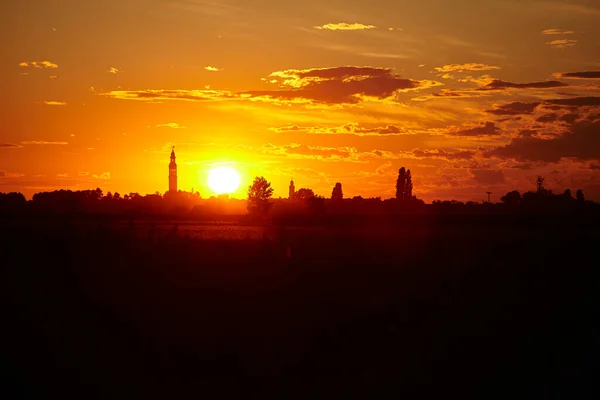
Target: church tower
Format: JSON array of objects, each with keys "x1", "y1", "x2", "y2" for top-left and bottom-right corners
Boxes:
[
  {"x1": 169, "y1": 146, "x2": 177, "y2": 193},
  {"x1": 289, "y1": 178, "x2": 295, "y2": 199}
]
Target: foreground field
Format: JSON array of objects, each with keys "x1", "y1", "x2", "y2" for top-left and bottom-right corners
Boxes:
[{"x1": 2, "y1": 215, "x2": 598, "y2": 397}]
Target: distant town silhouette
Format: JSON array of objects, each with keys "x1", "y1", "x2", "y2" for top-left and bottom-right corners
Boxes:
[{"x1": 2, "y1": 148, "x2": 597, "y2": 218}]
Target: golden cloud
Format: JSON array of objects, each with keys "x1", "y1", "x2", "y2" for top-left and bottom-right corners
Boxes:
[
  {"x1": 545, "y1": 39, "x2": 577, "y2": 48},
  {"x1": 205, "y1": 66, "x2": 222, "y2": 71},
  {"x1": 43, "y1": 101, "x2": 67, "y2": 106},
  {"x1": 434, "y1": 63, "x2": 500, "y2": 73},
  {"x1": 21, "y1": 141, "x2": 68, "y2": 145},
  {"x1": 541, "y1": 29, "x2": 575, "y2": 35},
  {"x1": 19, "y1": 61, "x2": 59, "y2": 68},
  {"x1": 314, "y1": 23, "x2": 376, "y2": 31}
]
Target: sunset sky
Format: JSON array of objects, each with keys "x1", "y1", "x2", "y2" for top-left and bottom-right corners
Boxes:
[{"x1": 2, "y1": 0, "x2": 600, "y2": 201}]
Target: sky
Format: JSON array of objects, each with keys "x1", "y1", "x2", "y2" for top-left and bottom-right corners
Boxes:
[{"x1": 2, "y1": 0, "x2": 600, "y2": 201}]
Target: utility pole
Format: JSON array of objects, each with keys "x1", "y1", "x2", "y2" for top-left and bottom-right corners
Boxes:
[{"x1": 486, "y1": 191, "x2": 492, "y2": 203}]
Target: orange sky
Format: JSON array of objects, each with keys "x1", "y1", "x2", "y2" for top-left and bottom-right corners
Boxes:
[{"x1": 2, "y1": 0, "x2": 600, "y2": 201}]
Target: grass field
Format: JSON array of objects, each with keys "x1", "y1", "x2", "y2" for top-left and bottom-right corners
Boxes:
[{"x1": 2, "y1": 214, "x2": 598, "y2": 397}]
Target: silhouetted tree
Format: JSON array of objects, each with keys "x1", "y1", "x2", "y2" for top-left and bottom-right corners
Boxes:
[
  {"x1": 536, "y1": 176, "x2": 545, "y2": 194},
  {"x1": 0, "y1": 192, "x2": 26, "y2": 211},
  {"x1": 576, "y1": 189, "x2": 585, "y2": 202},
  {"x1": 396, "y1": 167, "x2": 413, "y2": 200},
  {"x1": 501, "y1": 190, "x2": 521, "y2": 206},
  {"x1": 331, "y1": 183, "x2": 343, "y2": 201},
  {"x1": 563, "y1": 189, "x2": 572, "y2": 199},
  {"x1": 296, "y1": 188, "x2": 315, "y2": 201},
  {"x1": 247, "y1": 176, "x2": 274, "y2": 215}
]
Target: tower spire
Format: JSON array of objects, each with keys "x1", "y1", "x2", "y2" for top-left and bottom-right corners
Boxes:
[{"x1": 169, "y1": 146, "x2": 177, "y2": 193}]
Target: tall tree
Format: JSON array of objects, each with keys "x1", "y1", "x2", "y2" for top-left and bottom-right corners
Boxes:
[
  {"x1": 395, "y1": 167, "x2": 413, "y2": 200},
  {"x1": 331, "y1": 182, "x2": 343, "y2": 200},
  {"x1": 576, "y1": 189, "x2": 585, "y2": 202},
  {"x1": 247, "y1": 176, "x2": 274, "y2": 215},
  {"x1": 295, "y1": 188, "x2": 315, "y2": 201},
  {"x1": 501, "y1": 190, "x2": 521, "y2": 206}
]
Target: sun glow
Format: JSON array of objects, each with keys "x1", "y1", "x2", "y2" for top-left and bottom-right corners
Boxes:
[{"x1": 207, "y1": 166, "x2": 241, "y2": 195}]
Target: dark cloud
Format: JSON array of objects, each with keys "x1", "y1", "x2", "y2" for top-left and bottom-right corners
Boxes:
[
  {"x1": 545, "y1": 97, "x2": 600, "y2": 107},
  {"x1": 1, "y1": 143, "x2": 21, "y2": 148},
  {"x1": 470, "y1": 169, "x2": 506, "y2": 185},
  {"x1": 557, "y1": 71, "x2": 600, "y2": 79},
  {"x1": 486, "y1": 101, "x2": 540, "y2": 115},
  {"x1": 558, "y1": 113, "x2": 579, "y2": 124},
  {"x1": 486, "y1": 120, "x2": 600, "y2": 162},
  {"x1": 270, "y1": 123, "x2": 407, "y2": 135},
  {"x1": 481, "y1": 79, "x2": 567, "y2": 90},
  {"x1": 518, "y1": 129, "x2": 537, "y2": 137},
  {"x1": 536, "y1": 113, "x2": 558, "y2": 123},
  {"x1": 412, "y1": 148, "x2": 476, "y2": 160},
  {"x1": 243, "y1": 66, "x2": 432, "y2": 104},
  {"x1": 450, "y1": 121, "x2": 499, "y2": 136}
]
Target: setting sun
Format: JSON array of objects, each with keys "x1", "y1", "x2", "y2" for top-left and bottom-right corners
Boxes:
[{"x1": 207, "y1": 166, "x2": 241, "y2": 195}]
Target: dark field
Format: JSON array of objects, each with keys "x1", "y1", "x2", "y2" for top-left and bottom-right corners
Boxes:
[{"x1": 2, "y1": 215, "x2": 598, "y2": 397}]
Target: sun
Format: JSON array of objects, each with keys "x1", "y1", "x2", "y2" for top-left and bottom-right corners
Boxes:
[{"x1": 207, "y1": 166, "x2": 241, "y2": 195}]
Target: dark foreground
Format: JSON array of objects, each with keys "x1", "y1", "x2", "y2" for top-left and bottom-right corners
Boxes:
[{"x1": 2, "y1": 214, "x2": 598, "y2": 398}]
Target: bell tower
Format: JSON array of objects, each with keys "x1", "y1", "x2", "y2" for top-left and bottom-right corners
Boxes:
[
  {"x1": 169, "y1": 146, "x2": 177, "y2": 193},
  {"x1": 289, "y1": 178, "x2": 295, "y2": 199}
]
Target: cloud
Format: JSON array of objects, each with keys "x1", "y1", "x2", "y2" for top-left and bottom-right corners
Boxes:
[
  {"x1": 486, "y1": 101, "x2": 541, "y2": 115},
  {"x1": 21, "y1": 141, "x2": 68, "y2": 145},
  {"x1": 100, "y1": 89, "x2": 234, "y2": 102},
  {"x1": 448, "y1": 121, "x2": 499, "y2": 136},
  {"x1": 314, "y1": 23, "x2": 376, "y2": 31},
  {"x1": 92, "y1": 172, "x2": 111, "y2": 180},
  {"x1": 270, "y1": 123, "x2": 408, "y2": 136},
  {"x1": 108, "y1": 67, "x2": 119, "y2": 74},
  {"x1": 470, "y1": 169, "x2": 506, "y2": 184},
  {"x1": 434, "y1": 63, "x2": 500, "y2": 73},
  {"x1": 205, "y1": 66, "x2": 222, "y2": 71},
  {"x1": 545, "y1": 97, "x2": 600, "y2": 107},
  {"x1": 486, "y1": 120, "x2": 600, "y2": 162},
  {"x1": 19, "y1": 61, "x2": 58, "y2": 68},
  {"x1": 155, "y1": 122, "x2": 185, "y2": 129},
  {"x1": 554, "y1": 71, "x2": 600, "y2": 79},
  {"x1": 245, "y1": 66, "x2": 430, "y2": 104},
  {"x1": 43, "y1": 101, "x2": 67, "y2": 106},
  {"x1": 481, "y1": 79, "x2": 567, "y2": 90},
  {"x1": 101, "y1": 66, "x2": 437, "y2": 105},
  {"x1": 545, "y1": 39, "x2": 577, "y2": 48},
  {"x1": 411, "y1": 148, "x2": 476, "y2": 160},
  {"x1": 541, "y1": 29, "x2": 575, "y2": 35},
  {"x1": 1, "y1": 143, "x2": 22, "y2": 148}
]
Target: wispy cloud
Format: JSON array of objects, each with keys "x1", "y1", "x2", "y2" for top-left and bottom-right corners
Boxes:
[
  {"x1": 205, "y1": 66, "x2": 222, "y2": 71},
  {"x1": 545, "y1": 39, "x2": 578, "y2": 48},
  {"x1": 269, "y1": 123, "x2": 409, "y2": 136},
  {"x1": 92, "y1": 172, "x2": 111, "y2": 180},
  {"x1": 541, "y1": 28, "x2": 575, "y2": 35},
  {"x1": 434, "y1": 63, "x2": 500, "y2": 73},
  {"x1": 1, "y1": 143, "x2": 22, "y2": 148},
  {"x1": 314, "y1": 23, "x2": 376, "y2": 31},
  {"x1": 21, "y1": 141, "x2": 68, "y2": 145},
  {"x1": 108, "y1": 67, "x2": 119, "y2": 74},
  {"x1": 553, "y1": 71, "x2": 600, "y2": 80},
  {"x1": 19, "y1": 61, "x2": 58, "y2": 68},
  {"x1": 155, "y1": 122, "x2": 186, "y2": 129},
  {"x1": 43, "y1": 101, "x2": 67, "y2": 106}
]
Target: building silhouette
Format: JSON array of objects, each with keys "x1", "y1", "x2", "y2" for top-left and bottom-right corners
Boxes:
[
  {"x1": 289, "y1": 178, "x2": 295, "y2": 200},
  {"x1": 169, "y1": 146, "x2": 177, "y2": 193}
]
